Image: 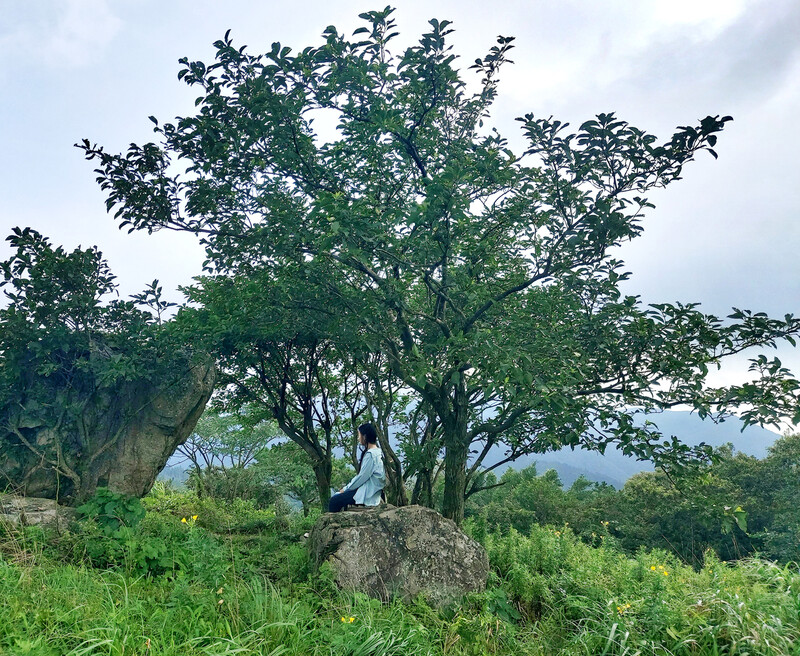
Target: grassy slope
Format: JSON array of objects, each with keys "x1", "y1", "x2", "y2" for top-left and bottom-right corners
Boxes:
[{"x1": 1, "y1": 491, "x2": 798, "y2": 656}]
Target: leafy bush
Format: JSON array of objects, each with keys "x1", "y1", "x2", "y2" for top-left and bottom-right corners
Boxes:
[
  {"x1": 480, "y1": 522, "x2": 800, "y2": 654},
  {"x1": 76, "y1": 487, "x2": 146, "y2": 535}
]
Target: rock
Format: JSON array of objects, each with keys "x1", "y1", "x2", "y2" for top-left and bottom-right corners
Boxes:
[
  {"x1": 0, "y1": 354, "x2": 215, "y2": 504},
  {"x1": 0, "y1": 494, "x2": 76, "y2": 532},
  {"x1": 308, "y1": 504, "x2": 489, "y2": 605},
  {"x1": 103, "y1": 358, "x2": 215, "y2": 498}
]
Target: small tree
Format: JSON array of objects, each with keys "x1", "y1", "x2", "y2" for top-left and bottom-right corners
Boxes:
[
  {"x1": 254, "y1": 440, "x2": 352, "y2": 515},
  {"x1": 177, "y1": 269, "x2": 363, "y2": 509},
  {"x1": 81, "y1": 8, "x2": 800, "y2": 523},
  {"x1": 176, "y1": 407, "x2": 279, "y2": 502}
]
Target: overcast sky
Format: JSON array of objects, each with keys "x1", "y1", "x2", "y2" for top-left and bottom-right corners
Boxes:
[{"x1": 1, "y1": 0, "x2": 799, "y2": 395}]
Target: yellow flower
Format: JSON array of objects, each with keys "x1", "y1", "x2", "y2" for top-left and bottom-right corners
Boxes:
[
  {"x1": 663, "y1": 571, "x2": 669, "y2": 576},
  {"x1": 650, "y1": 566, "x2": 656, "y2": 571},
  {"x1": 192, "y1": 515, "x2": 198, "y2": 520},
  {"x1": 181, "y1": 517, "x2": 187, "y2": 524},
  {"x1": 341, "y1": 617, "x2": 347, "y2": 623},
  {"x1": 349, "y1": 617, "x2": 355, "y2": 623}
]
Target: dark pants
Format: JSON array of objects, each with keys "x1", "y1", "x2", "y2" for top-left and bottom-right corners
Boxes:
[{"x1": 328, "y1": 488, "x2": 357, "y2": 513}]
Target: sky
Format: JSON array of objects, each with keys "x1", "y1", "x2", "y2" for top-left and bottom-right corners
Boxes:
[{"x1": 1, "y1": 0, "x2": 799, "y2": 398}]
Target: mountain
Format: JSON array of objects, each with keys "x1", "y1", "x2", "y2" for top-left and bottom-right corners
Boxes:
[
  {"x1": 482, "y1": 410, "x2": 779, "y2": 488},
  {"x1": 157, "y1": 464, "x2": 190, "y2": 486},
  {"x1": 159, "y1": 410, "x2": 780, "y2": 492}
]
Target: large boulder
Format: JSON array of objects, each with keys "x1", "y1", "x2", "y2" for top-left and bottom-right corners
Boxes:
[
  {"x1": 308, "y1": 505, "x2": 489, "y2": 605},
  {"x1": 0, "y1": 356, "x2": 215, "y2": 504},
  {"x1": 102, "y1": 358, "x2": 215, "y2": 498}
]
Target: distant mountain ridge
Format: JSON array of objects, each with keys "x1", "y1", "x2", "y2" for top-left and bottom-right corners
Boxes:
[
  {"x1": 159, "y1": 410, "x2": 780, "y2": 490},
  {"x1": 481, "y1": 410, "x2": 779, "y2": 488}
]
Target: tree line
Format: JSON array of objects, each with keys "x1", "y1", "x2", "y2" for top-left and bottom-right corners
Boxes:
[
  {"x1": 3, "y1": 8, "x2": 799, "y2": 523},
  {"x1": 465, "y1": 432, "x2": 800, "y2": 566},
  {"x1": 169, "y1": 406, "x2": 800, "y2": 566}
]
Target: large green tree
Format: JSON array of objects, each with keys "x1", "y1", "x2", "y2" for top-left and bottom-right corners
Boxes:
[{"x1": 81, "y1": 8, "x2": 800, "y2": 523}]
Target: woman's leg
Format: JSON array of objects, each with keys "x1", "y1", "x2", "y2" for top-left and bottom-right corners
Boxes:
[{"x1": 328, "y1": 488, "x2": 357, "y2": 513}]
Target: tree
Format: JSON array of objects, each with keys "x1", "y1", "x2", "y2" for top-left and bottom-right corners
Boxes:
[
  {"x1": 722, "y1": 434, "x2": 800, "y2": 562},
  {"x1": 80, "y1": 8, "x2": 800, "y2": 523},
  {"x1": 0, "y1": 228, "x2": 203, "y2": 503},
  {"x1": 347, "y1": 351, "x2": 410, "y2": 506},
  {"x1": 254, "y1": 440, "x2": 353, "y2": 515},
  {"x1": 614, "y1": 467, "x2": 752, "y2": 565},
  {"x1": 176, "y1": 407, "x2": 279, "y2": 502},
  {"x1": 399, "y1": 399, "x2": 444, "y2": 508},
  {"x1": 176, "y1": 268, "x2": 365, "y2": 509}
]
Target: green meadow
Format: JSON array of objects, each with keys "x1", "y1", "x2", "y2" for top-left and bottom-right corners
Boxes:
[{"x1": 2, "y1": 484, "x2": 798, "y2": 656}]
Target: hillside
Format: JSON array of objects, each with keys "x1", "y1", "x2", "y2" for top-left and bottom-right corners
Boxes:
[
  {"x1": 482, "y1": 410, "x2": 779, "y2": 487},
  {"x1": 161, "y1": 410, "x2": 780, "y2": 489}
]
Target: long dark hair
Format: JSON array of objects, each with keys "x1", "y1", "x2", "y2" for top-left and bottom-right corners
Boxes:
[{"x1": 357, "y1": 422, "x2": 378, "y2": 470}]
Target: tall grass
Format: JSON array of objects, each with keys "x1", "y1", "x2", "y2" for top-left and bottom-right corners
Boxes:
[{"x1": 1, "y1": 492, "x2": 798, "y2": 656}]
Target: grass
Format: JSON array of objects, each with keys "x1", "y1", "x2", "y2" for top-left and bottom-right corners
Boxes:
[{"x1": 1, "y1": 488, "x2": 798, "y2": 655}]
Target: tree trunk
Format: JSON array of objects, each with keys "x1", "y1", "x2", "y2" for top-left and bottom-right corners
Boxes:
[
  {"x1": 441, "y1": 438, "x2": 468, "y2": 524},
  {"x1": 376, "y1": 429, "x2": 408, "y2": 507},
  {"x1": 274, "y1": 412, "x2": 333, "y2": 513},
  {"x1": 312, "y1": 458, "x2": 332, "y2": 511},
  {"x1": 440, "y1": 379, "x2": 469, "y2": 525},
  {"x1": 411, "y1": 468, "x2": 434, "y2": 507}
]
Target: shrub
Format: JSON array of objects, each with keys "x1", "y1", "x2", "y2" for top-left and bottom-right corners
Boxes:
[{"x1": 76, "y1": 487, "x2": 145, "y2": 535}]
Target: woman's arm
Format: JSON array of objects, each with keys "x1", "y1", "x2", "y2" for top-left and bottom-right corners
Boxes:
[{"x1": 343, "y1": 451, "x2": 376, "y2": 492}]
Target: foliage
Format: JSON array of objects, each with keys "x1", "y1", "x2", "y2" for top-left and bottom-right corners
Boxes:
[
  {"x1": 80, "y1": 7, "x2": 800, "y2": 525},
  {"x1": 465, "y1": 434, "x2": 800, "y2": 567},
  {"x1": 476, "y1": 523, "x2": 800, "y2": 655},
  {"x1": 2, "y1": 481, "x2": 800, "y2": 655},
  {"x1": 76, "y1": 487, "x2": 146, "y2": 535},
  {"x1": 466, "y1": 464, "x2": 618, "y2": 545},
  {"x1": 254, "y1": 440, "x2": 354, "y2": 515},
  {"x1": 177, "y1": 407, "x2": 281, "y2": 506},
  {"x1": 172, "y1": 269, "x2": 369, "y2": 510},
  {"x1": 0, "y1": 227, "x2": 192, "y2": 503}
]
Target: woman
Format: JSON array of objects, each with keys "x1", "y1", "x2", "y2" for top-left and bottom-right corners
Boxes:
[{"x1": 328, "y1": 423, "x2": 386, "y2": 513}]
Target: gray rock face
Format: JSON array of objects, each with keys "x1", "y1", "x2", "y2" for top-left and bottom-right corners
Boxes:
[
  {"x1": 0, "y1": 494, "x2": 76, "y2": 532},
  {"x1": 0, "y1": 356, "x2": 215, "y2": 504},
  {"x1": 308, "y1": 505, "x2": 489, "y2": 605},
  {"x1": 103, "y1": 359, "x2": 215, "y2": 498}
]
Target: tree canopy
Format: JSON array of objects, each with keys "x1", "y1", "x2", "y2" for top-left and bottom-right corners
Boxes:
[{"x1": 80, "y1": 7, "x2": 800, "y2": 522}]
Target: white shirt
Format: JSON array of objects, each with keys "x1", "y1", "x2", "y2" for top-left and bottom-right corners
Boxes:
[{"x1": 343, "y1": 448, "x2": 386, "y2": 506}]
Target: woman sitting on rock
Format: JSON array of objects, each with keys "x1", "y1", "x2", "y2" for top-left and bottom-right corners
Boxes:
[{"x1": 328, "y1": 423, "x2": 386, "y2": 513}]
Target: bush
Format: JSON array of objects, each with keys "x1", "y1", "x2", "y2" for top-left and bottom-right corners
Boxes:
[{"x1": 76, "y1": 487, "x2": 145, "y2": 535}]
